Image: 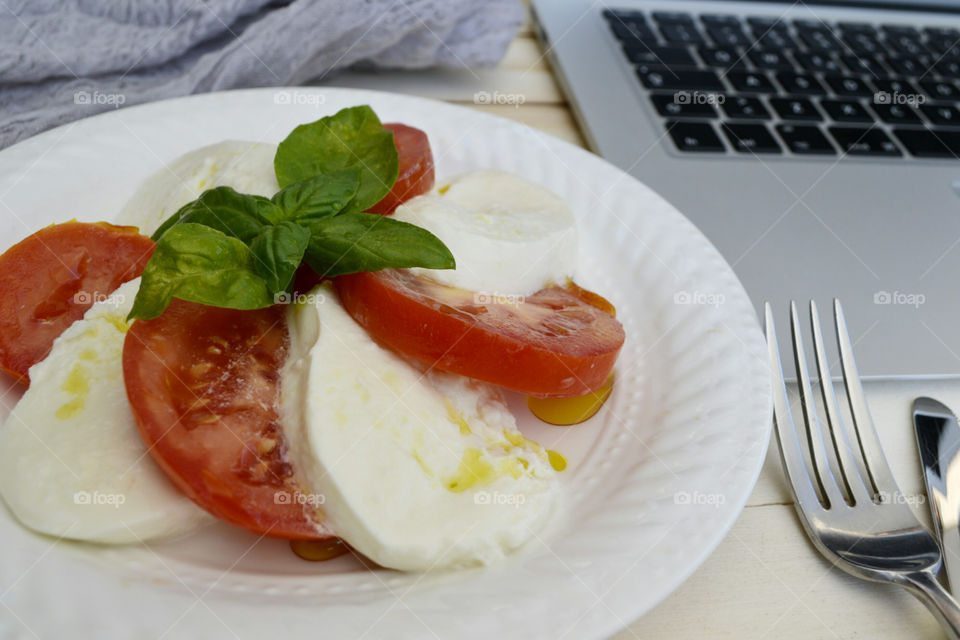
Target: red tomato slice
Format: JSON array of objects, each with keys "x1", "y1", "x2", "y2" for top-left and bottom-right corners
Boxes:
[
  {"x1": 123, "y1": 301, "x2": 329, "y2": 540},
  {"x1": 335, "y1": 270, "x2": 625, "y2": 398},
  {"x1": 366, "y1": 123, "x2": 435, "y2": 215},
  {"x1": 0, "y1": 221, "x2": 154, "y2": 383}
]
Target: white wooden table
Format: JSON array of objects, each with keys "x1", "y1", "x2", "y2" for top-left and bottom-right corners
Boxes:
[{"x1": 315, "y1": 10, "x2": 959, "y2": 639}]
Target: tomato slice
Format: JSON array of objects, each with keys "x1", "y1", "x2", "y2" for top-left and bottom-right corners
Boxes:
[
  {"x1": 366, "y1": 123, "x2": 435, "y2": 215},
  {"x1": 335, "y1": 270, "x2": 625, "y2": 398},
  {"x1": 0, "y1": 221, "x2": 154, "y2": 383},
  {"x1": 123, "y1": 301, "x2": 329, "y2": 540}
]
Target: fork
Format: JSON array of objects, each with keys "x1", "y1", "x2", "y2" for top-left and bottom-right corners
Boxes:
[{"x1": 766, "y1": 299, "x2": 960, "y2": 638}]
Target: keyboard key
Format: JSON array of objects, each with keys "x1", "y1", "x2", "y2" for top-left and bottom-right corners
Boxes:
[
  {"x1": 936, "y1": 44, "x2": 960, "y2": 59},
  {"x1": 748, "y1": 17, "x2": 794, "y2": 44},
  {"x1": 871, "y1": 102, "x2": 923, "y2": 124},
  {"x1": 720, "y1": 95, "x2": 771, "y2": 120},
  {"x1": 840, "y1": 30, "x2": 883, "y2": 55},
  {"x1": 924, "y1": 26, "x2": 960, "y2": 39},
  {"x1": 622, "y1": 44, "x2": 697, "y2": 66},
  {"x1": 920, "y1": 79, "x2": 960, "y2": 101},
  {"x1": 701, "y1": 14, "x2": 740, "y2": 27},
  {"x1": 884, "y1": 55, "x2": 931, "y2": 77},
  {"x1": 727, "y1": 71, "x2": 776, "y2": 93},
  {"x1": 636, "y1": 65, "x2": 724, "y2": 91},
  {"x1": 840, "y1": 54, "x2": 887, "y2": 76},
  {"x1": 650, "y1": 93, "x2": 718, "y2": 118},
  {"x1": 698, "y1": 46, "x2": 744, "y2": 70},
  {"x1": 935, "y1": 59, "x2": 960, "y2": 79},
  {"x1": 926, "y1": 30, "x2": 960, "y2": 56},
  {"x1": 776, "y1": 124, "x2": 836, "y2": 154},
  {"x1": 666, "y1": 121, "x2": 725, "y2": 152},
  {"x1": 707, "y1": 23, "x2": 751, "y2": 47},
  {"x1": 794, "y1": 52, "x2": 842, "y2": 73},
  {"x1": 824, "y1": 74, "x2": 875, "y2": 97},
  {"x1": 748, "y1": 50, "x2": 793, "y2": 70},
  {"x1": 770, "y1": 97, "x2": 822, "y2": 121},
  {"x1": 757, "y1": 30, "x2": 799, "y2": 51},
  {"x1": 652, "y1": 12, "x2": 694, "y2": 25},
  {"x1": 927, "y1": 37, "x2": 960, "y2": 57},
  {"x1": 776, "y1": 72, "x2": 826, "y2": 95},
  {"x1": 659, "y1": 22, "x2": 706, "y2": 44},
  {"x1": 882, "y1": 24, "x2": 920, "y2": 37},
  {"x1": 602, "y1": 8, "x2": 646, "y2": 22},
  {"x1": 921, "y1": 103, "x2": 960, "y2": 127},
  {"x1": 828, "y1": 126, "x2": 901, "y2": 155},
  {"x1": 837, "y1": 22, "x2": 876, "y2": 34},
  {"x1": 795, "y1": 22, "x2": 842, "y2": 51},
  {"x1": 749, "y1": 20, "x2": 797, "y2": 49},
  {"x1": 885, "y1": 33, "x2": 928, "y2": 57},
  {"x1": 721, "y1": 122, "x2": 782, "y2": 153},
  {"x1": 609, "y1": 21, "x2": 659, "y2": 45},
  {"x1": 747, "y1": 16, "x2": 782, "y2": 29},
  {"x1": 872, "y1": 78, "x2": 922, "y2": 98},
  {"x1": 893, "y1": 128, "x2": 959, "y2": 158},
  {"x1": 820, "y1": 99, "x2": 874, "y2": 123}
]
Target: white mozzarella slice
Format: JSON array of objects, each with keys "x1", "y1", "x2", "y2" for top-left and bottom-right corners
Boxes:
[
  {"x1": 0, "y1": 279, "x2": 211, "y2": 543},
  {"x1": 115, "y1": 140, "x2": 279, "y2": 236},
  {"x1": 280, "y1": 284, "x2": 561, "y2": 571},
  {"x1": 392, "y1": 169, "x2": 578, "y2": 297}
]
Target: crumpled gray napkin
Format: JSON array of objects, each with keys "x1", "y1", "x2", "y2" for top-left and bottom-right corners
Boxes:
[{"x1": 0, "y1": 0, "x2": 522, "y2": 148}]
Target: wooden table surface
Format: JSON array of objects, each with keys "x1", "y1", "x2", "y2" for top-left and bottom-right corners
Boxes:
[{"x1": 316, "y1": 9, "x2": 958, "y2": 639}]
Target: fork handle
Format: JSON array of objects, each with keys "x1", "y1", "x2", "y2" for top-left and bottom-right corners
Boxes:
[{"x1": 902, "y1": 570, "x2": 960, "y2": 639}]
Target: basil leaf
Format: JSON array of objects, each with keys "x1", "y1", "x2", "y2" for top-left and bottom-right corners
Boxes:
[
  {"x1": 129, "y1": 223, "x2": 273, "y2": 320},
  {"x1": 151, "y1": 200, "x2": 193, "y2": 242},
  {"x1": 274, "y1": 105, "x2": 398, "y2": 211},
  {"x1": 249, "y1": 221, "x2": 310, "y2": 294},
  {"x1": 303, "y1": 212, "x2": 455, "y2": 278},
  {"x1": 151, "y1": 187, "x2": 281, "y2": 242},
  {"x1": 271, "y1": 168, "x2": 360, "y2": 223}
]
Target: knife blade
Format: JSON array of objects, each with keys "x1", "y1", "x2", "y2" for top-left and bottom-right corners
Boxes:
[{"x1": 914, "y1": 397, "x2": 960, "y2": 591}]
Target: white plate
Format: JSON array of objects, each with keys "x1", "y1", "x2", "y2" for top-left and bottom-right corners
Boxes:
[{"x1": 0, "y1": 88, "x2": 770, "y2": 640}]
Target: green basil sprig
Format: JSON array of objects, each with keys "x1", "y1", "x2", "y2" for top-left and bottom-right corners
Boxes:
[
  {"x1": 129, "y1": 223, "x2": 275, "y2": 321},
  {"x1": 275, "y1": 104, "x2": 398, "y2": 212},
  {"x1": 128, "y1": 105, "x2": 453, "y2": 321},
  {"x1": 304, "y1": 213, "x2": 460, "y2": 278}
]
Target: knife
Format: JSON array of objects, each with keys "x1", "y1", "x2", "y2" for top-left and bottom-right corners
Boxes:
[{"x1": 914, "y1": 397, "x2": 960, "y2": 591}]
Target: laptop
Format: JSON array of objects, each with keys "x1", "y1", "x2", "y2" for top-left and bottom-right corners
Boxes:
[{"x1": 530, "y1": 0, "x2": 960, "y2": 378}]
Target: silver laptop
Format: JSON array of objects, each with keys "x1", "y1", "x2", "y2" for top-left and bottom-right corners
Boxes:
[{"x1": 531, "y1": 0, "x2": 960, "y2": 377}]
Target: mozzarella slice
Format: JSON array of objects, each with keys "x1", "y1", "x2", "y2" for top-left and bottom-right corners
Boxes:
[
  {"x1": 392, "y1": 169, "x2": 578, "y2": 297},
  {"x1": 0, "y1": 279, "x2": 211, "y2": 543},
  {"x1": 280, "y1": 284, "x2": 560, "y2": 571},
  {"x1": 115, "y1": 140, "x2": 279, "y2": 237}
]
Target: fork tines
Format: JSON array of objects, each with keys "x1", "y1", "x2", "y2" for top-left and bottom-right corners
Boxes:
[{"x1": 765, "y1": 300, "x2": 898, "y2": 510}]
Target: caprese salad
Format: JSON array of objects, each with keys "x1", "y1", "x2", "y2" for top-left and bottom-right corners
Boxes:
[{"x1": 0, "y1": 105, "x2": 625, "y2": 571}]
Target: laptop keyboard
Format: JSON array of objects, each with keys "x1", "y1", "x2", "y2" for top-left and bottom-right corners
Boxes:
[{"x1": 603, "y1": 8, "x2": 960, "y2": 158}]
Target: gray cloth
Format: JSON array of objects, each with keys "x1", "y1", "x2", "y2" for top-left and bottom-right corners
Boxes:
[{"x1": 0, "y1": 0, "x2": 523, "y2": 148}]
